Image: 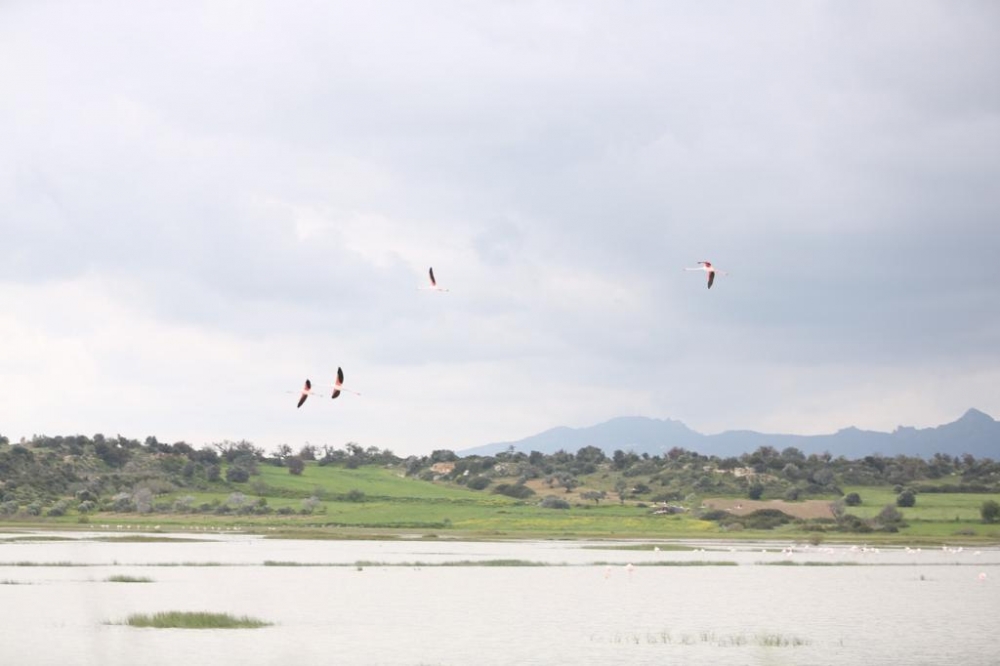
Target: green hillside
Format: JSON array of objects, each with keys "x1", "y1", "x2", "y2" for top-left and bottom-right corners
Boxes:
[{"x1": 1, "y1": 434, "x2": 998, "y2": 542}]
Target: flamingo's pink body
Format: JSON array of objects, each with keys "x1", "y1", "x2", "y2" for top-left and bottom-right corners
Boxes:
[{"x1": 685, "y1": 261, "x2": 728, "y2": 289}]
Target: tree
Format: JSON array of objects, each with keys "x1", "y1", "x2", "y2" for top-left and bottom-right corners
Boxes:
[
  {"x1": 287, "y1": 456, "x2": 305, "y2": 476},
  {"x1": 274, "y1": 444, "x2": 293, "y2": 465},
  {"x1": 576, "y1": 445, "x2": 606, "y2": 465},
  {"x1": 982, "y1": 500, "x2": 1000, "y2": 523},
  {"x1": 844, "y1": 492, "x2": 862, "y2": 507},
  {"x1": 896, "y1": 490, "x2": 916, "y2": 507},
  {"x1": 876, "y1": 504, "x2": 905, "y2": 528}
]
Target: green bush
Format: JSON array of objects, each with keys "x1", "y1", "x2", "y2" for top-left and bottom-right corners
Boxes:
[
  {"x1": 538, "y1": 495, "x2": 571, "y2": 509},
  {"x1": 466, "y1": 476, "x2": 491, "y2": 491},
  {"x1": 843, "y1": 492, "x2": 862, "y2": 506},
  {"x1": 225, "y1": 467, "x2": 250, "y2": 483},
  {"x1": 492, "y1": 483, "x2": 535, "y2": 499},
  {"x1": 896, "y1": 490, "x2": 916, "y2": 508},
  {"x1": 981, "y1": 500, "x2": 1000, "y2": 523}
]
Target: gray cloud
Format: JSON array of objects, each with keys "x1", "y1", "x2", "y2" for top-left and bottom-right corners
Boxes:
[{"x1": 2, "y1": 1, "x2": 998, "y2": 452}]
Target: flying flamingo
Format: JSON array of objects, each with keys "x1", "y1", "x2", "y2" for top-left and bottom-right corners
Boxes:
[
  {"x1": 295, "y1": 379, "x2": 323, "y2": 408},
  {"x1": 418, "y1": 267, "x2": 449, "y2": 292},
  {"x1": 684, "y1": 261, "x2": 728, "y2": 289},
  {"x1": 293, "y1": 368, "x2": 360, "y2": 407},
  {"x1": 326, "y1": 366, "x2": 361, "y2": 399}
]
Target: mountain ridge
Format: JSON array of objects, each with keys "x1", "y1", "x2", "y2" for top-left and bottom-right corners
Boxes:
[{"x1": 460, "y1": 408, "x2": 1000, "y2": 459}]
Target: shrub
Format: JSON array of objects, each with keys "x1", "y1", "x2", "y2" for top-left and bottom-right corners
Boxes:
[
  {"x1": 226, "y1": 467, "x2": 250, "y2": 483},
  {"x1": 896, "y1": 490, "x2": 916, "y2": 508},
  {"x1": 748, "y1": 483, "x2": 764, "y2": 500},
  {"x1": 539, "y1": 495, "x2": 571, "y2": 510},
  {"x1": 46, "y1": 500, "x2": 69, "y2": 517},
  {"x1": 77, "y1": 500, "x2": 97, "y2": 514},
  {"x1": 838, "y1": 514, "x2": 873, "y2": 533},
  {"x1": 982, "y1": 500, "x2": 1000, "y2": 523},
  {"x1": 466, "y1": 476, "x2": 491, "y2": 491},
  {"x1": 345, "y1": 489, "x2": 365, "y2": 503},
  {"x1": 844, "y1": 492, "x2": 862, "y2": 507},
  {"x1": 876, "y1": 504, "x2": 906, "y2": 528},
  {"x1": 492, "y1": 483, "x2": 535, "y2": 499},
  {"x1": 742, "y1": 509, "x2": 793, "y2": 530}
]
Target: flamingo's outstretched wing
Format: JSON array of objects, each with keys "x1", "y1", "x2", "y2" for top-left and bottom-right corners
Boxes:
[
  {"x1": 297, "y1": 379, "x2": 311, "y2": 408},
  {"x1": 332, "y1": 367, "x2": 344, "y2": 399}
]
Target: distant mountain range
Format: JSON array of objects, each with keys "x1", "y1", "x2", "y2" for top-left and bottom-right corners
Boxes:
[{"x1": 460, "y1": 409, "x2": 1000, "y2": 460}]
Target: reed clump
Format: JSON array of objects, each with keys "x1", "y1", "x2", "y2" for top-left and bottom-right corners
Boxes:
[{"x1": 121, "y1": 612, "x2": 270, "y2": 629}]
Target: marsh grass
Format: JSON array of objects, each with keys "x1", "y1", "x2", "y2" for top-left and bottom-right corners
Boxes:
[
  {"x1": 594, "y1": 630, "x2": 810, "y2": 647},
  {"x1": 119, "y1": 612, "x2": 271, "y2": 629},
  {"x1": 591, "y1": 560, "x2": 738, "y2": 567},
  {"x1": 95, "y1": 536, "x2": 208, "y2": 543},
  {"x1": 761, "y1": 561, "x2": 860, "y2": 566},
  {"x1": 583, "y1": 543, "x2": 697, "y2": 552},
  {"x1": 105, "y1": 574, "x2": 153, "y2": 583}
]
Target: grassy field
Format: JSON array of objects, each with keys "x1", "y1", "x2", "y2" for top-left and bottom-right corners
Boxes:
[
  {"x1": 3, "y1": 463, "x2": 999, "y2": 543},
  {"x1": 840, "y1": 486, "x2": 991, "y2": 521}
]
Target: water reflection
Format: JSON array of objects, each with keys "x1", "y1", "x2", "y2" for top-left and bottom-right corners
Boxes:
[{"x1": 1, "y1": 532, "x2": 997, "y2": 665}]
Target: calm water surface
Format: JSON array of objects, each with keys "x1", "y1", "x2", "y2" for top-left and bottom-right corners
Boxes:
[{"x1": 1, "y1": 532, "x2": 997, "y2": 665}]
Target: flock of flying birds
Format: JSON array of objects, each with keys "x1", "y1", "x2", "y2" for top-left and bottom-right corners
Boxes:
[{"x1": 293, "y1": 261, "x2": 728, "y2": 408}]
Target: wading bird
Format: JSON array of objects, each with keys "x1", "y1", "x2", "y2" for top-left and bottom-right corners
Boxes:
[
  {"x1": 684, "y1": 261, "x2": 728, "y2": 289},
  {"x1": 419, "y1": 267, "x2": 449, "y2": 292}
]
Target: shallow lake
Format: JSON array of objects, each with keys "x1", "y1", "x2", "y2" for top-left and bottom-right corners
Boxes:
[{"x1": 1, "y1": 531, "x2": 997, "y2": 665}]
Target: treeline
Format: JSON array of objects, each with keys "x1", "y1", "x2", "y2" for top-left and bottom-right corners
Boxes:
[
  {"x1": 405, "y1": 444, "x2": 1000, "y2": 504},
  {"x1": 0, "y1": 433, "x2": 397, "y2": 511},
  {"x1": 0, "y1": 432, "x2": 998, "y2": 519}
]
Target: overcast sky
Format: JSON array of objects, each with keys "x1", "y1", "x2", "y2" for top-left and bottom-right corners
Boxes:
[{"x1": 2, "y1": 1, "x2": 998, "y2": 456}]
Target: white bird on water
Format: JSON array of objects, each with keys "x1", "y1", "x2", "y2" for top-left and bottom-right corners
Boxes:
[
  {"x1": 418, "y1": 267, "x2": 449, "y2": 292},
  {"x1": 684, "y1": 261, "x2": 728, "y2": 289}
]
